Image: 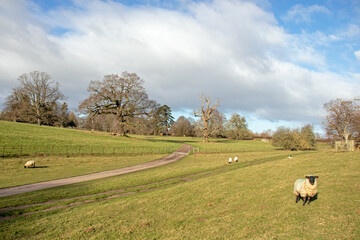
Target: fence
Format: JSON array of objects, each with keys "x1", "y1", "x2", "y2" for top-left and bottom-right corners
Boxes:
[
  {"x1": 335, "y1": 140, "x2": 355, "y2": 152},
  {"x1": 1, "y1": 145, "x2": 175, "y2": 158}
]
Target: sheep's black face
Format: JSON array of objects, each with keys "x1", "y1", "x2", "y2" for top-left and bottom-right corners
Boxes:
[
  {"x1": 305, "y1": 175, "x2": 318, "y2": 185},
  {"x1": 309, "y1": 176, "x2": 315, "y2": 185}
]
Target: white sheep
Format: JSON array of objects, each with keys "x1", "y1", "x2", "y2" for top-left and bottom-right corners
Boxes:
[
  {"x1": 234, "y1": 156, "x2": 238, "y2": 162},
  {"x1": 228, "y1": 157, "x2": 232, "y2": 164},
  {"x1": 24, "y1": 160, "x2": 35, "y2": 168},
  {"x1": 293, "y1": 175, "x2": 318, "y2": 206},
  {"x1": 288, "y1": 156, "x2": 293, "y2": 159}
]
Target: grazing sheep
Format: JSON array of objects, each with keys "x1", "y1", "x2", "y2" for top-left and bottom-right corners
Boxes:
[
  {"x1": 228, "y1": 157, "x2": 232, "y2": 164},
  {"x1": 24, "y1": 160, "x2": 35, "y2": 168},
  {"x1": 234, "y1": 156, "x2": 238, "y2": 162},
  {"x1": 288, "y1": 156, "x2": 293, "y2": 159},
  {"x1": 293, "y1": 175, "x2": 318, "y2": 206}
]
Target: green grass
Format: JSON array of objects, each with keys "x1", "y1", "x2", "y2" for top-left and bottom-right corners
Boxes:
[
  {"x1": 0, "y1": 121, "x2": 180, "y2": 156},
  {"x1": 0, "y1": 154, "x2": 167, "y2": 188},
  {"x1": 0, "y1": 121, "x2": 357, "y2": 239},
  {"x1": 138, "y1": 135, "x2": 280, "y2": 152},
  {"x1": 0, "y1": 151, "x2": 290, "y2": 209},
  {"x1": 1, "y1": 150, "x2": 359, "y2": 239}
]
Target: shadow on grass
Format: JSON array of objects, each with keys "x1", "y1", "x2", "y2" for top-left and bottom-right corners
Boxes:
[{"x1": 26, "y1": 166, "x2": 49, "y2": 169}]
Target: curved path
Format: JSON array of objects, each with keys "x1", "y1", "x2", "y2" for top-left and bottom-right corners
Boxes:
[{"x1": 0, "y1": 144, "x2": 193, "y2": 198}]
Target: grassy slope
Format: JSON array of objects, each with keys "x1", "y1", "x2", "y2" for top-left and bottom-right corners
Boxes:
[
  {"x1": 1, "y1": 150, "x2": 359, "y2": 239},
  {"x1": 0, "y1": 121, "x2": 182, "y2": 187},
  {"x1": 0, "y1": 154, "x2": 166, "y2": 188},
  {"x1": 0, "y1": 121, "x2": 180, "y2": 154}
]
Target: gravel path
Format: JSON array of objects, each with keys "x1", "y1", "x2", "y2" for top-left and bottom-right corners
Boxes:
[{"x1": 0, "y1": 144, "x2": 193, "y2": 198}]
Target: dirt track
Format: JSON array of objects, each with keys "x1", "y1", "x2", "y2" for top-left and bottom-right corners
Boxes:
[{"x1": 0, "y1": 144, "x2": 193, "y2": 198}]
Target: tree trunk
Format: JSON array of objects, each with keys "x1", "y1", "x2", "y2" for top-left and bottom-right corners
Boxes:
[{"x1": 203, "y1": 120, "x2": 209, "y2": 142}]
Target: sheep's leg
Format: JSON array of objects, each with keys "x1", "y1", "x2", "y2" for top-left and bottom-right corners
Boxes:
[
  {"x1": 307, "y1": 196, "x2": 311, "y2": 205},
  {"x1": 295, "y1": 195, "x2": 300, "y2": 203},
  {"x1": 302, "y1": 196, "x2": 306, "y2": 206}
]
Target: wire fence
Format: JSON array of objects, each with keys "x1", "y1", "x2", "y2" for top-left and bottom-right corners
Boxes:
[{"x1": 0, "y1": 145, "x2": 176, "y2": 158}]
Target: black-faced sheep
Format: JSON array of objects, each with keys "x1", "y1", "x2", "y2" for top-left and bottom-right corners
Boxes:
[
  {"x1": 24, "y1": 160, "x2": 35, "y2": 168},
  {"x1": 293, "y1": 175, "x2": 318, "y2": 206},
  {"x1": 228, "y1": 157, "x2": 232, "y2": 164}
]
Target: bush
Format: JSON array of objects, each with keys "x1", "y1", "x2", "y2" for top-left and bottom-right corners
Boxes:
[{"x1": 272, "y1": 125, "x2": 316, "y2": 150}]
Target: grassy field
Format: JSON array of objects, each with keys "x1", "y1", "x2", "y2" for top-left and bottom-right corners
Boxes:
[
  {"x1": 137, "y1": 135, "x2": 280, "y2": 152},
  {"x1": 0, "y1": 149, "x2": 359, "y2": 239},
  {"x1": 0, "y1": 121, "x2": 358, "y2": 239},
  {"x1": 0, "y1": 121, "x2": 180, "y2": 156},
  {"x1": 0, "y1": 154, "x2": 167, "y2": 188}
]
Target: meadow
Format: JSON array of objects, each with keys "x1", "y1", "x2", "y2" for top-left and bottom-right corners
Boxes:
[
  {"x1": 0, "y1": 122, "x2": 359, "y2": 239},
  {"x1": 0, "y1": 121, "x2": 180, "y2": 157}
]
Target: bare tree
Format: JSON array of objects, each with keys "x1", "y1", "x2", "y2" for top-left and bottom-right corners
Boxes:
[
  {"x1": 79, "y1": 72, "x2": 158, "y2": 136},
  {"x1": 3, "y1": 71, "x2": 64, "y2": 125},
  {"x1": 323, "y1": 99, "x2": 358, "y2": 143},
  {"x1": 193, "y1": 93, "x2": 220, "y2": 142},
  {"x1": 170, "y1": 116, "x2": 195, "y2": 137}
]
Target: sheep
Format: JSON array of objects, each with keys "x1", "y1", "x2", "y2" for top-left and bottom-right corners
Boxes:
[
  {"x1": 293, "y1": 175, "x2": 318, "y2": 206},
  {"x1": 288, "y1": 156, "x2": 293, "y2": 159},
  {"x1": 234, "y1": 156, "x2": 238, "y2": 162},
  {"x1": 24, "y1": 160, "x2": 35, "y2": 168},
  {"x1": 228, "y1": 157, "x2": 232, "y2": 164}
]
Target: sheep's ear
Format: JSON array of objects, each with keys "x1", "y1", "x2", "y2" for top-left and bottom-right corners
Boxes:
[
  {"x1": 305, "y1": 176, "x2": 309, "y2": 178},
  {"x1": 315, "y1": 176, "x2": 319, "y2": 178}
]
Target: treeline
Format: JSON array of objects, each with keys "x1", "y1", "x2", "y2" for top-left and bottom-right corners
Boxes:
[
  {"x1": 0, "y1": 71, "x2": 261, "y2": 140},
  {"x1": 7, "y1": 70, "x2": 352, "y2": 151},
  {"x1": 0, "y1": 72, "x2": 77, "y2": 128}
]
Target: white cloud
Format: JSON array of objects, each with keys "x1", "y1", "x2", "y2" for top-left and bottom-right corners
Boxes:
[
  {"x1": 355, "y1": 50, "x2": 360, "y2": 62},
  {"x1": 0, "y1": 0, "x2": 359, "y2": 131},
  {"x1": 282, "y1": 4, "x2": 331, "y2": 23}
]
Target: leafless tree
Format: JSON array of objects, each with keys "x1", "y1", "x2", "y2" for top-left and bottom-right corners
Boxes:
[
  {"x1": 193, "y1": 93, "x2": 220, "y2": 142},
  {"x1": 323, "y1": 99, "x2": 359, "y2": 143},
  {"x1": 3, "y1": 71, "x2": 64, "y2": 125},
  {"x1": 170, "y1": 116, "x2": 195, "y2": 137},
  {"x1": 79, "y1": 72, "x2": 158, "y2": 136}
]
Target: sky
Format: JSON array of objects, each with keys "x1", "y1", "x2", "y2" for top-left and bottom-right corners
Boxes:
[{"x1": 1, "y1": 0, "x2": 360, "y2": 134}]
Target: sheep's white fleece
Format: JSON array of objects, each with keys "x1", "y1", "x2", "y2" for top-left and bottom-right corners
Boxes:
[
  {"x1": 24, "y1": 161, "x2": 35, "y2": 168},
  {"x1": 293, "y1": 178, "x2": 317, "y2": 198}
]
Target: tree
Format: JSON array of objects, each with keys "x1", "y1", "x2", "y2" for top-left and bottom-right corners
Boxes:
[
  {"x1": 170, "y1": 116, "x2": 195, "y2": 137},
  {"x1": 67, "y1": 111, "x2": 78, "y2": 128},
  {"x1": 208, "y1": 109, "x2": 226, "y2": 138},
  {"x1": 193, "y1": 93, "x2": 220, "y2": 142},
  {"x1": 225, "y1": 113, "x2": 253, "y2": 140},
  {"x1": 272, "y1": 125, "x2": 316, "y2": 150},
  {"x1": 323, "y1": 99, "x2": 358, "y2": 143},
  {"x1": 59, "y1": 102, "x2": 70, "y2": 127},
  {"x1": 3, "y1": 71, "x2": 64, "y2": 125},
  {"x1": 79, "y1": 72, "x2": 158, "y2": 136},
  {"x1": 272, "y1": 127, "x2": 297, "y2": 150},
  {"x1": 153, "y1": 105, "x2": 174, "y2": 135},
  {"x1": 298, "y1": 125, "x2": 317, "y2": 150},
  {"x1": 2, "y1": 88, "x2": 33, "y2": 122}
]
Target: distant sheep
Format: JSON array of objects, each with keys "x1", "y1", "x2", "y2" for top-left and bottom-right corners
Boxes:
[
  {"x1": 288, "y1": 156, "x2": 293, "y2": 159},
  {"x1": 228, "y1": 157, "x2": 232, "y2": 164},
  {"x1": 24, "y1": 160, "x2": 35, "y2": 168},
  {"x1": 293, "y1": 175, "x2": 318, "y2": 206},
  {"x1": 234, "y1": 156, "x2": 238, "y2": 162}
]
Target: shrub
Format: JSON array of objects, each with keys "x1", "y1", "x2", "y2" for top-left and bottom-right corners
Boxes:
[{"x1": 272, "y1": 125, "x2": 316, "y2": 150}]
